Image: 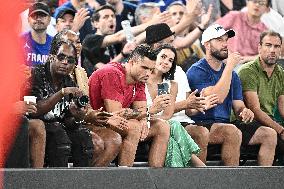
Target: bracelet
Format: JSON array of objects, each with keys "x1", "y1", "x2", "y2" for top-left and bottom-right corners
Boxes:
[
  {"x1": 197, "y1": 25, "x2": 205, "y2": 32},
  {"x1": 61, "y1": 88, "x2": 65, "y2": 96}
]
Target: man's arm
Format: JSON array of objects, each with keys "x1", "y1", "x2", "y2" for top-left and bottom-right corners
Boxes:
[
  {"x1": 104, "y1": 99, "x2": 123, "y2": 112},
  {"x1": 34, "y1": 90, "x2": 64, "y2": 116},
  {"x1": 171, "y1": 0, "x2": 202, "y2": 35},
  {"x1": 243, "y1": 91, "x2": 284, "y2": 134},
  {"x1": 173, "y1": 4, "x2": 213, "y2": 49},
  {"x1": 34, "y1": 87, "x2": 82, "y2": 117},
  {"x1": 101, "y1": 11, "x2": 172, "y2": 48},
  {"x1": 202, "y1": 53, "x2": 242, "y2": 103}
]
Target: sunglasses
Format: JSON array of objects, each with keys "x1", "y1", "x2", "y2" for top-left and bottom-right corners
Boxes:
[{"x1": 56, "y1": 53, "x2": 77, "y2": 64}]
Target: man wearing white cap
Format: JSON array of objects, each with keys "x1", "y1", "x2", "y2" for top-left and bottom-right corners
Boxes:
[{"x1": 186, "y1": 24, "x2": 277, "y2": 166}]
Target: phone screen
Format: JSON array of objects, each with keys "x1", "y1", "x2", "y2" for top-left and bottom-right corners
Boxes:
[{"x1": 157, "y1": 83, "x2": 169, "y2": 95}]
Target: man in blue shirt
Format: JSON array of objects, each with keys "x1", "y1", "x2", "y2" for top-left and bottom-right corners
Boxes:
[
  {"x1": 21, "y1": 2, "x2": 53, "y2": 66},
  {"x1": 186, "y1": 24, "x2": 277, "y2": 166}
]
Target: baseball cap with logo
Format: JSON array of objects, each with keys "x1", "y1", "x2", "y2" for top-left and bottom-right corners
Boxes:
[
  {"x1": 28, "y1": 2, "x2": 51, "y2": 16},
  {"x1": 201, "y1": 24, "x2": 235, "y2": 45}
]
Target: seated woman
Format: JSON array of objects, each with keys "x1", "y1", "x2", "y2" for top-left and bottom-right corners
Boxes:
[{"x1": 145, "y1": 44, "x2": 205, "y2": 167}]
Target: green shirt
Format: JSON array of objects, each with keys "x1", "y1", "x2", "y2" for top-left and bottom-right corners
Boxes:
[{"x1": 238, "y1": 58, "x2": 284, "y2": 118}]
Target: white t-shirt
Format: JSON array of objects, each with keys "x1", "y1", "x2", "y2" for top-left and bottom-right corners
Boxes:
[
  {"x1": 145, "y1": 66, "x2": 195, "y2": 123},
  {"x1": 172, "y1": 66, "x2": 194, "y2": 123}
]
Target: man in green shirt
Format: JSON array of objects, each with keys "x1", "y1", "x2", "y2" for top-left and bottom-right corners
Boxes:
[{"x1": 238, "y1": 30, "x2": 284, "y2": 163}]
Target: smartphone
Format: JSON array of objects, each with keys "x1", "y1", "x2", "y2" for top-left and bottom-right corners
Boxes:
[{"x1": 157, "y1": 83, "x2": 169, "y2": 95}]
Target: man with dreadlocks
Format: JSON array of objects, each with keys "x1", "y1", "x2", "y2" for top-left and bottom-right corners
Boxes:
[{"x1": 29, "y1": 36, "x2": 127, "y2": 167}]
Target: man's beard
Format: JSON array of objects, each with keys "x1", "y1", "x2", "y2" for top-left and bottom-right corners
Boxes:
[
  {"x1": 32, "y1": 23, "x2": 47, "y2": 33},
  {"x1": 263, "y1": 57, "x2": 278, "y2": 66},
  {"x1": 211, "y1": 49, "x2": 228, "y2": 61}
]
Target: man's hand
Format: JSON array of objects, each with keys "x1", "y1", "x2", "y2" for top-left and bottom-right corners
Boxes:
[
  {"x1": 239, "y1": 108, "x2": 254, "y2": 123},
  {"x1": 203, "y1": 93, "x2": 219, "y2": 110},
  {"x1": 149, "y1": 94, "x2": 171, "y2": 114},
  {"x1": 14, "y1": 101, "x2": 37, "y2": 116},
  {"x1": 139, "y1": 119, "x2": 149, "y2": 141},
  {"x1": 226, "y1": 52, "x2": 243, "y2": 69},
  {"x1": 122, "y1": 42, "x2": 136, "y2": 55},
  {"x1": 107, "y1": 115, "x2": 129, "y2": 131},
  {"x1": 149, "y1": 10, "x2": 172, "y2": 25},
  {"x1": 186, "y1": 89, "x2": 206, "y2": 112},
  {"x1": 199, "y1": 4, "x2": 213, "y2": 29},
  {"x1": 72, "y1": 8, "x2": 90, "y2": 33},
  {"x1": 186, "y1": 0, "x2": 202, "y2": 18}
]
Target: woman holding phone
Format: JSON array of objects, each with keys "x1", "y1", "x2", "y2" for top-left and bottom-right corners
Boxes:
[{"x1": 145, "y1": 44, "x2": 205, "y2": 167}]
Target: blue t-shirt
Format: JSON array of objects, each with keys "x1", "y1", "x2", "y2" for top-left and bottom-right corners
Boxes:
[
  {"x1": 21, "y1": 32, "x2": 53, "y2": 66},
  {"x1": 186, "y1": 58, "x2": 243, "y2": 123}
]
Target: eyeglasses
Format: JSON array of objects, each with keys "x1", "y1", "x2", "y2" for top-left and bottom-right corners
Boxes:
[
  {"x1": 30, "y1": 12, "x2": 49, "y2": 19},
  {"x1": 56, "y1": 53, "x2": 77, "y2": 64},
  {"x1": 248, "y1": 0, "x2": 267, "y2": 6}
]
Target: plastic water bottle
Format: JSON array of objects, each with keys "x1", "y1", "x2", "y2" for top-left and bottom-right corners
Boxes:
[{"x1": 121, "y1": 20, "x2": 135, "y2": 43}]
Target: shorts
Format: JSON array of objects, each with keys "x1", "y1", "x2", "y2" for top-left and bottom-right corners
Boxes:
[{"x1": 194, "y1": 120, "x2": 262, "y2": 146}]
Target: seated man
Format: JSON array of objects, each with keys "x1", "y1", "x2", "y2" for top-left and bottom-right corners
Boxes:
[
  {"x1": 89, "y1": 44, "x2": 170, "y2": 167},
  {"x1": 238, "y1": 30, "x2": 284, "y2": 164},
  {"x1": 186, "y1": 24, "x2": 277, "y2": 166},
  {"x1": 30, "y1": 36, "x2": 125, "y2": 167}
]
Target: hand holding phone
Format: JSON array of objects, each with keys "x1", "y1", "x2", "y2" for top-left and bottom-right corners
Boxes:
[{"x1": 157, "y1": 82, "x2": 169, "y2": 95}]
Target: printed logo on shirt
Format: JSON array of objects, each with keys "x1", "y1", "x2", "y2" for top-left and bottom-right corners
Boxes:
[
  {"x1": 44, "y1": 98, "x2": 70, "y2": 121},
  {"x1": 27, "y1": 53, "x2": 48, "y2": 64}
]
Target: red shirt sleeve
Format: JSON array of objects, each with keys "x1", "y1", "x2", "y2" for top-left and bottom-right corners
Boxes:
[{"x1": 100, "y1": 71, "x2": 125, "y2": 104}]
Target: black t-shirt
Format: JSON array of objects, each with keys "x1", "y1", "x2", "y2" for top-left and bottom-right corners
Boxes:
[
  {"x1": 81, "y1": 34, "x2": 121, "y2": 76},
  {"x1": 31, "y1": 62, "x2": 77, "y2": 122}
]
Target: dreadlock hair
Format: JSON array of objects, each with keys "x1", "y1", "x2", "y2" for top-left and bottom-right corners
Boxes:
[
  {"x1": 155, "y1": 44, "x2": 177, "y2": 80},
  {"x1": 128, "y1": 44, "x2": 157, "y2": 63},
  {"x1": 47, "y1": 32, "x2": 78, "y2": 63}
]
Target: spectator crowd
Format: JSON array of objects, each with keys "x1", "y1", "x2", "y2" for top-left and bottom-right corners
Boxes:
[{"x1": 6, "y1": 0, "x2": 284, "y2": 168}]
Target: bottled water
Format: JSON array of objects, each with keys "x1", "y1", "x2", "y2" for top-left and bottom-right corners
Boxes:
[{"x1": 121, "y1": 20, "x2": 135, "y2": 42}]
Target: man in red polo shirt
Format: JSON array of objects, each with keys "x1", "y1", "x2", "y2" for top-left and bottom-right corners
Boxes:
[{"x1": 89, "y1": 44, "x2": 171, "y2": 167}]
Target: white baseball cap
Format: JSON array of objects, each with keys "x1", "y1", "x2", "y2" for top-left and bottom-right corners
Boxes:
[{"x1": 201, "y1": 24, "x2": 235, "y2": 45}]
